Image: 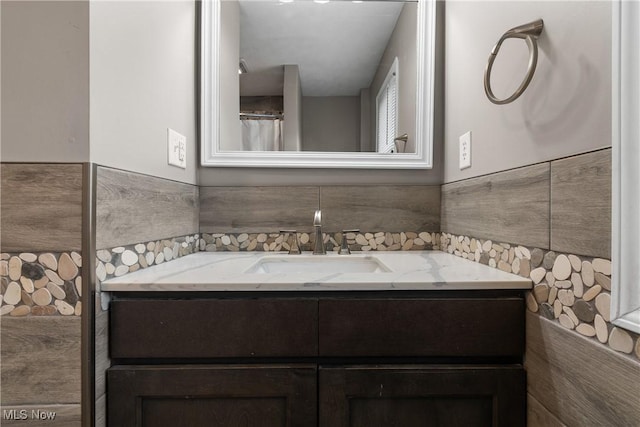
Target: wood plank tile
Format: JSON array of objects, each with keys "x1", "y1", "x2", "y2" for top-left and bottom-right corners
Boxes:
[
  {"x1": 441, "y1": 163, "x2": 550, "y2": 248},
  {"x1": 320, "y1": 185, "x2": 440, "y2": 232},
  {"x1": 527, "y1": 393, "x2": 567, "y2": 427},
  {"x1": 94, "y1": 301, "x2": 110, "y2": 398},
  {"x1": 0, "y1": 404, "x2": 80, "y2": 426},
  {"x1": 1, "y1": 317, "x2": 81, "y2": 405},
  {"x1": 525, "y1": 311, "x2": 640, "y2": 426},
  {"x1": 199, "y1": 186, "x2": 319, "y2": 233},
  {"x1": 95, "y1": 394, "x2": 106, "y2": 427},
  {"x1": 96, "y1": 167, "x2": 199, "y2": 249},
  {"x1": 1, "y1": 163, "x2": 83, "y2": 252},
  {"x1": 551, "y1": 149, "x2": 611, "y2": 258}
]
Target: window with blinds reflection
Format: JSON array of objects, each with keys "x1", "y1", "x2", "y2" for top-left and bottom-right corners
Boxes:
[{"x1": 376, "y1": 57, "x2": 399, "y2": 153}]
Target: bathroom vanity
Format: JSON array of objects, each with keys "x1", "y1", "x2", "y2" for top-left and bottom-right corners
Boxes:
[{"x1": 103, "y1": 252, "x2": 531, "y2": 427}]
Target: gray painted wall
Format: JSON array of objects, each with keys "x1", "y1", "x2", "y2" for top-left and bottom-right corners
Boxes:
[
  {"x1": 359, "y1": 89, "x2": 372, "y2": 152},
  {"x1": 219, "y1": 0, "x2": 242, "y2": 152},
  {"x1": 283, "y1": 65, "x2": 302, "y2": 151},
  {"x1": 302, "y1": 96, "x2": 360, "y2": 152},
  {"x1": 1, "y1": 1, "x2": 89, "y2": 162},
  {"x1": 369, "y1": 2, "x2": 418, "y2": 154},
  {"x1": 442, "y1": 5, "x2": 622, "y2": 424},
  {"x1": 90, "y1": 1, "x2": 197, "y2": 184},
  {"x1": 444, "y1": 1, "x2": 611, "y2": 183}
]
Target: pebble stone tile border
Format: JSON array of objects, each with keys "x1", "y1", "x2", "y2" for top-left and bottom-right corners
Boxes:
[
  {"x1": 440, "y1": 232, "x2": 640, "y2": 361},
  {"x1": 0, "y1": 252, "x2": 82, "y2": 317},
  {"x1": 96, "y1": 234, "x2": 200, "y2": 283},
  {"x1": 95, "y1": 231, "x2": 440, "y2": 284},
  {"x1": 200, "y1": 231, "x2": 441, "y2": 253}
]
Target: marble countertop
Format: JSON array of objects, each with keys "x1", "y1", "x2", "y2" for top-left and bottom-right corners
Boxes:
[{"x1": 100, "y1": 251, "x2": 532, "y2": 292}]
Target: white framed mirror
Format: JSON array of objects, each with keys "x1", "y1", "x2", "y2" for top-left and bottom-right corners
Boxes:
[
  {"x1": 611, "y1": 0, "x2": 640, "y2": 334},
  {"x1": 200, "y1": 0, "x2": 436, "y2": 168}
]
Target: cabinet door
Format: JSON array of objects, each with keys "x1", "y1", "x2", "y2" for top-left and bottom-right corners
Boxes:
[
  {"x1": 108, "y1": 365, "x2": 317, "y2": 427},
  {"x1": 319, "y1": 365, "x2": 525, "y2": 427}
]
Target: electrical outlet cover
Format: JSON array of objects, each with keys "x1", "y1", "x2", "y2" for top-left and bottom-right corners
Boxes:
[
  {"x1": 167, "y1": 128, "x2": 187, "y2": 169},
  {"x1": 459, "y1": 131, "x2": 471, "y2": 170}
]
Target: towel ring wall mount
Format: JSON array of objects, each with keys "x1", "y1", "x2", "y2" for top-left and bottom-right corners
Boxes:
[{"x1": 484, "y1": 19, "x2": 544, "y2": 105}]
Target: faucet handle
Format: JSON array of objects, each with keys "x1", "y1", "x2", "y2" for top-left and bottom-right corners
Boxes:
[
  {"x1": 280, "y1": 230, "x2": 301, "y2": 255},
  {"x1": 339, "y1": 229, "x2": 360, "y2": 255}
]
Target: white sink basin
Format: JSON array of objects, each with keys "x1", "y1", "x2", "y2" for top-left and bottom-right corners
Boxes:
[{"x1": 245, "y1": 255, "x2": 392, "y2": 274}]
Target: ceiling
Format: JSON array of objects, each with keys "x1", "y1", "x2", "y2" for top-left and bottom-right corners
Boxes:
[{"x1": 238, "y1": 0, "x2": 407, "y2": 97}]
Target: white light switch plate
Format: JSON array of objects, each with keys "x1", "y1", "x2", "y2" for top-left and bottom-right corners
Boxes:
[
  {"x1": 459, "y1": 131, "x2": 471, "y2": 170},
  {"x1": 167, "y1": 128, "x2": 186, "y2": 169}
]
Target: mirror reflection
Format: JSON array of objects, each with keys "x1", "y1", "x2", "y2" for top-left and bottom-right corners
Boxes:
[{"x1": 220, "y1": 0, "x2": 418, "y2": 154}]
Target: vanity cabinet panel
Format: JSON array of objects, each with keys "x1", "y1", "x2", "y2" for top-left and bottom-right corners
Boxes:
[
  {"x1": 318, "y1": 298, "x2": 524, "y2": 357},
  {"x1": 319, "y1": 365, "x2": 526, "y2": 427},
  {"x1": 107, "y1": 364, "x2": 317, "y2": 427},
  {"x1": 108, "y1": 293, "x2": 527, "y2": 427},
  {"x1": 110, "y1": 299, "x2": 318, "y2": 359}
]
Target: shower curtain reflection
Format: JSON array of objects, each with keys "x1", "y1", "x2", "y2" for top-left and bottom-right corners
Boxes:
[{"x1": 240, "y1": 117, "x2": 284, "y2": 151}]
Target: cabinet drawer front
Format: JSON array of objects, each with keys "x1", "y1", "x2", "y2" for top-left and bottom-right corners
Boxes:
[
  {"x1": 111, "y1": 299, "x2": 318, "y2": 359},
  {"x1": 319, "y1": 298, "x2": 524, "y2": 357}
]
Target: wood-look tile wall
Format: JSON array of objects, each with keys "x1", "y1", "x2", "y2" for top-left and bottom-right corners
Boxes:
[
  {"x1": 0, "y1": 405, "x2": 81, "y2": 427},
  {"x1": 441, "y1": 148, "x2": 612, "y2": 259},
  {"x1": 1, "y1": 317, "x2": 81, "y2": 404},
  {"x1": 441, "y1": 149, "x2": 638, "y2": 425},
  {"x1": 199, "y1": 186, "x2": 319, "y2": 233},
  {"x1": 527, "y1": 394, "x2": 566, "y2": 427},
  {"x1": 200, "y1": 185, "x2": 441, "y2": 234},
  {"x1": 526, "y1": 312, "x2": 640, "y2": 426},
  {"x1": 94, "y1": 294, "x2": 109, "y2": 427},
  {"x1": 321, "y1": 186, "x2": 440, "y2": 232},
  {"x1": 1, "y1": 163, "x2": 83, "y2": 252},
  {"x1": 94, "y1": 166, "x2": 200, "y2": 427},
  {"x1": 95, "y1": 395, "x2": 106, "y2": 427},
  {"x1": 96, "y1": 166, "x2": 199, "y2": 249},
  {"x1": 0, "y1": 163, "x2": 84, "y2": 427},
  {"x1": 551, "y1": 150, "x2": 611, "y2": 259},
  {"x1": 441, "y1": 163, "x2": 550, "y2": 249}
]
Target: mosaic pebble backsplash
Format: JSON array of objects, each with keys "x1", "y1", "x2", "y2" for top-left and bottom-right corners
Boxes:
[
  {"x1": 93, "y1": 231, "x2": 440, "y2": 284},
  {"x1": 439, "y1": 232, "x2": 640, "y2": 361},
  {"x1": 200, "y1": 231, "x2": 440, "y2": 253},
  {"x1": 4, "y1": 227, "x2": 637, "y2": 363},
  {"x1": 95, "y1": 234, "x2": 200, "y2": 283},
  {"x1": 0, "y1": 251, "x2": 82, "y2": 316}
]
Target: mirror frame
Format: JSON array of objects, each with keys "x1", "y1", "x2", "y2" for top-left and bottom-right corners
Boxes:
[
  {"x1": 200, "y1": 0, "x2": 436, "y2": 169},
  {"x1": 611, "y1": 0, "x2": 640, "y2": 334}
]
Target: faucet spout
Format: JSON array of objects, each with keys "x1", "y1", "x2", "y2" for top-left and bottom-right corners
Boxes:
[{"x1": 313, "y1": 210, "x2": 326, "y2": 255}]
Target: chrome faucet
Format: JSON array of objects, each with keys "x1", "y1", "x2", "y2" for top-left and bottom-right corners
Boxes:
[{"x1": 312, "y1": 210, "x2": 326, "y2": 255}]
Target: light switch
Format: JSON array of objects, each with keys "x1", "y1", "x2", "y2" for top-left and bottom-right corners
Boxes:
[{"x1": 167, "y1": 128, "x2": 186, "y2": 169}]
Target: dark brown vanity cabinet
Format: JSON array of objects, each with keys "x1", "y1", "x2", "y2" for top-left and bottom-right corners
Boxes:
[
  {"x1": 108, "y1": 293, "x2": 526, "y2": 427},
  {"x1": 319, "y1": 366, "x2": 525, "y2": 427},
  {"x1": 108, "y1": 364, "x2": 317, "y2": 427}
]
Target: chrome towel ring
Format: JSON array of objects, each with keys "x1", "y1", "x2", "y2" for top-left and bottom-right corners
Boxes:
[{"x1": 484, "y1": 19, "x2": 544, "y2": 105}]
